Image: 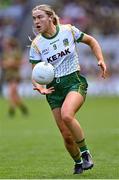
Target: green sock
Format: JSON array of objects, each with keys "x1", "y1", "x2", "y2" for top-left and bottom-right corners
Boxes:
[
  {"x1": 19, "y1": 104, "x2": 28, "y2": 115},
  {"x1": 72, "y1": 152, "x2": 82, "y2": 164},
  {"x1": 76, "y1": 139, "x2": 88, "y2": 153},
  {"x1": 8, "y1": 107, "x2": 15, "y2": 117}
]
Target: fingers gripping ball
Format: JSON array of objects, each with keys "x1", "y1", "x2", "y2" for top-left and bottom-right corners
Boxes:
[{"x1": 32, "y1": 62, "x2": 55, "y2": 85}]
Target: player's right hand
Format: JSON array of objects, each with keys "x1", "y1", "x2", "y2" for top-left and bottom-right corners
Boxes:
[{"x1": 33, "y1": 86, "x2": 55, "y2": 95}]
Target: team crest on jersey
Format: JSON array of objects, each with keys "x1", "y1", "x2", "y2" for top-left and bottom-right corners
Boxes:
[{"x1": 63, "y1": 38, "x2": 69, "y2": 47}]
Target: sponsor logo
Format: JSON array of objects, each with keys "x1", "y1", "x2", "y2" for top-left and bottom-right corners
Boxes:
[
  {"x1": 42, "y1": 48, "x2": 49, "y2": 54},
  {"x1": 47, "y1": 48, "x2": 71, "y2": 63}
]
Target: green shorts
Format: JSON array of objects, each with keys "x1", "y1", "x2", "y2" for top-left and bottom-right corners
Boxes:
[{"x1": 46, "y1": 71, "x2": 88, "y2": 110}]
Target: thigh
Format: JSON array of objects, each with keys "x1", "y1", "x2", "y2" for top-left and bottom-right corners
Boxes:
[
  {"x1": 61, "y1": 72, "x2": 88, "y2": 115},
  {"x1": 61, "y1": 91, "x2": 84, "y2": 116}
]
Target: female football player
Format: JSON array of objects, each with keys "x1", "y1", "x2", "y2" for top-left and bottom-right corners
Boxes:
[{"x1": 29, "y1": 4, "x2": 107, "y2": 174}]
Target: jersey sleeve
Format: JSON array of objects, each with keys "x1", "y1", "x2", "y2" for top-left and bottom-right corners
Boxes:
[
  {"x1": 71, "y1": 26, "x2": 84, "y2": 43},
  {"x1": 29, "y1": 43, "x2": 42, "y2": 64}
]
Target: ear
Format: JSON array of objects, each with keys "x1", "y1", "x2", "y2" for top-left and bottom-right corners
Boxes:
[{"x1": 49, "y1": 15, "x2": 53, "y2": 21}]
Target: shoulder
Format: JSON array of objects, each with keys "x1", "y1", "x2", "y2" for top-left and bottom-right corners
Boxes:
[
  {"x1": 30, "y1": 34, "x2": 42, "y2": 53},
  {"x1": 31, "y1": 34, "x2": 42, "y2": 46},
  {"x1": 59, "y1": 24, "x2": 72, "y2": 32},
  {"x1": 59, "y1": 24, "x2": 81, "y2": 35}
]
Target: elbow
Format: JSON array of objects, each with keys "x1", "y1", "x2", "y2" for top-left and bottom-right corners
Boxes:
[
  {"x1": 87, "y1": 36, "x2": 96, "y2": 46},
  {"x1": 87, "y1": 37, "x2": 99, "y2": 50}
]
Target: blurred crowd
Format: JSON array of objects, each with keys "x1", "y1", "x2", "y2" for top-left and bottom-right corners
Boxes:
[
  {"x1": 0, "y1": 0, "x2": 119, "y2": 96},
  {"x1": 60, "y1": 0, "x2": 119, "y2": 35}
]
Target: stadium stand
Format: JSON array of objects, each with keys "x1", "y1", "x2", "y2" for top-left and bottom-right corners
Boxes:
[{"x1": 0, "y1": 0, "x2": 119, "y2": 96}]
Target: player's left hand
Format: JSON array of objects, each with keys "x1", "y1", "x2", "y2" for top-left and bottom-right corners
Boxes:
[{"x1": 98, "y1": 60, "x2": 107, "y2": 79}]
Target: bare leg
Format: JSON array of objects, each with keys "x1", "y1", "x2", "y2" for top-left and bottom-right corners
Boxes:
[
  {"x1": 8, "y1": 81, "x2": 28, "y2": 115},
  {"x1": 8, "y1": 81, "x2": 21, "y2": 107},
  {"x1": 61, "y1": 91, "x2": 85, "y2": 142},
  {"x1": 60, "y1": 91, "x2": 94, "y2": 171},
  {"x1": 52, "y1": 108, "x2": 81, "y2": 161}
]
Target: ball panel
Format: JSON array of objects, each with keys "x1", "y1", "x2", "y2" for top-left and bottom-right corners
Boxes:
[{"x1": 32, "y1": 62, "x2": 55, "y2": 85}]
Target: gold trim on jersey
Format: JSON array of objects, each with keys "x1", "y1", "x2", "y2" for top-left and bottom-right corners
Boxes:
[
  {"x1": 31, "y1": 34, "x2": 42, "y2": 53},
  {"x1": 32, "y1": 42, "x2": 40, "y2": 54}
]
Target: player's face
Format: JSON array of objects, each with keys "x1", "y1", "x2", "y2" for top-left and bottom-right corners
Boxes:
[{"x1": 32, "y1": 10, "x2": 51, "y2": 34}]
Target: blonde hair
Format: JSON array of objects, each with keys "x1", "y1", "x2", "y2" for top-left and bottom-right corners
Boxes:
[{"x1": 32, "y1": 4, "x2": 59, "y2": 26}]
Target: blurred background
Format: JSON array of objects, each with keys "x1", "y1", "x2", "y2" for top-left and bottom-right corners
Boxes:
[{"x1": 0, "y1": 0, "x2": 119, "y2": 97}]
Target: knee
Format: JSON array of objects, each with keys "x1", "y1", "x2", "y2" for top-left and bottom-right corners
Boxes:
[{"x1": 61, "y1": 111, "x2": 73, "y2": 125}]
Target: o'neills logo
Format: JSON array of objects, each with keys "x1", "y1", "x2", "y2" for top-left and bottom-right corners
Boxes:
[{"x1": 47, "y1": 48, "x2": 71, "y2": 63}]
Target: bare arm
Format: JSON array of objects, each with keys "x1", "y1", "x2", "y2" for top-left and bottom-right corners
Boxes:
[{"x1": 81, "y1": 34, "x2": 107, "y2": 78}]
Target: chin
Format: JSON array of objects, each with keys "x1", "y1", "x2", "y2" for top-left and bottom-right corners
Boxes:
[
  {"x1": 36, "y1": 27, "x2": 42, "y2": 33},
  {"x1": 39, "y1": 30, "x2": 44, "y2": 34}
]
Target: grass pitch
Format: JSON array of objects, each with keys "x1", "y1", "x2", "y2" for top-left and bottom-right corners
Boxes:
[{"x1": 0, "y1": 96, "x2": 119, "y2": 179}]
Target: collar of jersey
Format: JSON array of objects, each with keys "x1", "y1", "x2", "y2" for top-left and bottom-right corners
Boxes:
[{"x1": 41, "y1": 25, "x2": 59, "y2": 39}]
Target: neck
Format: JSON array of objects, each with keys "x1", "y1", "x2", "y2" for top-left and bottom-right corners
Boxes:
[{"x1": 42, "y1": 24, "x2": 57, "y2": 38}]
